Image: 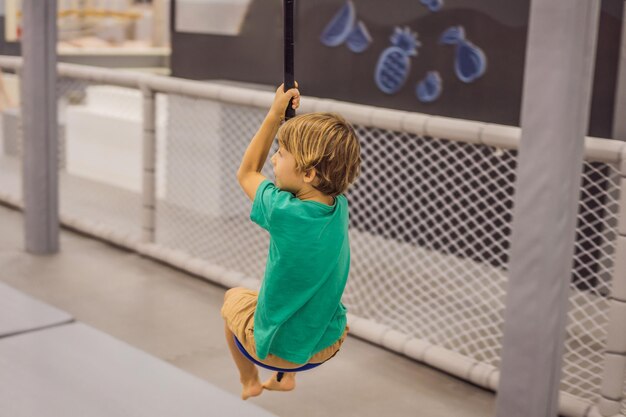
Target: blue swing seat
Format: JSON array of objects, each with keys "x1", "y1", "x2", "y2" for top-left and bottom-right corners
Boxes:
[{"x1": 233, "y1": 335, "x2": 323, "y2": 381}]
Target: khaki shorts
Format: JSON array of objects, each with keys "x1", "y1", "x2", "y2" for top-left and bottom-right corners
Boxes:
[{"x1": 221, "y1": 287, "x2": 348, "y2": 370}]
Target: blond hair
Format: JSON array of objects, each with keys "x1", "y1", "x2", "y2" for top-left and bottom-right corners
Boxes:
[{"x1": 277, "y1": 112, "x2": 361, "y2": 197}]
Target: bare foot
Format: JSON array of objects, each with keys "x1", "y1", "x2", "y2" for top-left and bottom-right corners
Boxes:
[
  {"x1": 241, "y1": 378, "x2": 264, "y2": 400},
  {"x1": 262, "y1": 372, "x2": 296, "y2": 392}
]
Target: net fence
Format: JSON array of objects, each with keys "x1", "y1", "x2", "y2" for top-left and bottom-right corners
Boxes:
[
  {"x1": 0, "y1": 75, "x2": 623, "y2": 412},
  {"x1": 345, "y1": 126, "x2": 620, "y2": 403},
  {"x1": 0, "y1": 71, "x2": 21, "y2": 202},
  {"x1": 155, "y1": 94, "x2": 273, "y2": 279},
  {"x1": 345, "y1": 128, "x2": 515, "y2": 365},
  {"x1": 55, "y1": 79, "x2": 149, "y2": 240},
  {"x1": 158, "y1": 96, "x2": 623, "y2": 406}
]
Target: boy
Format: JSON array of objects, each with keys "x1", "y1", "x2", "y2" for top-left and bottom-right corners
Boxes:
[{"x1": 221, "y1": 84, "x2": 361, "y2": 400}]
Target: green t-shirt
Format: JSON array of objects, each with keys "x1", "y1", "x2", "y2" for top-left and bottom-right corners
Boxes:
[{"x1": 250, "y1": 180, "x2": 349, "y2": 364}]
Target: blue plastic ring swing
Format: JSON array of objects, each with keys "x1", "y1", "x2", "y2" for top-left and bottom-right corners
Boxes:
[{"x1": 233, "y1": 335, "x2": 323, "y2": 373}]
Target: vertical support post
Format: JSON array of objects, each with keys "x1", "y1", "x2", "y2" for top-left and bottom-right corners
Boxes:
[
  {"x1": 494, "y1": 1, "x2": 601, "y2": 417},
  {"x1": 15, "y1": 67, "x2": 23, "y2": 158},
  {"x1": 21, "y1": 0, "x2": 59, "y2": 254},
  {"x1": 599, "y1": 3, "x2": 626, "y2": 309},
  {"x1": 597, "y1": 153, "x2": 626, "y2": 416},
  {"x1": 612, "y1": 4, "x2": 626, "y2": 141},
  {"x1": 142, "y1": 86, "x2": 157, "y2": 243}
]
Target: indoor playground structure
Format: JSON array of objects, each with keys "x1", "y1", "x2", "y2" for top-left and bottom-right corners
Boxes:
[{"x1": 0, "y1": 1, "x2": 625, "y2": 417}]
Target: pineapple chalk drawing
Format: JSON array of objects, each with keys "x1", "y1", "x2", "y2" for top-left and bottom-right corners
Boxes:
[
  {"x1": 416, "y1": 71, "x2": 442, "y2": 103},
  {"x1": 440, "y1": 26, "x2": 487, "y2": 83},
  {"x1": 420, "y1": 0, "x2": 444, "y2": 12},
  {"x1": 346, "y1": 20, "x2": 372, "y2": 53},
  {"x1": 375, "y1": 26, "x2": 421, "y2": 94},
  {"x1": 320, "y1": 0, "x2": 356, "y2": 47}
]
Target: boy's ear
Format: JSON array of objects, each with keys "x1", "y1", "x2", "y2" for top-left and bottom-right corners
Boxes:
[{"x1": 302, "y1": 168, "x2": 317, "y2": 184}]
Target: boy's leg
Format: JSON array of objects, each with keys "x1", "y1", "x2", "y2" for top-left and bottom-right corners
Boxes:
[
  {"x1": 223, "y1": 322, "x2": 264, "y2": 400},
  {"x1": 262, "y1": 372, "x2": 296, "y2": 392}
]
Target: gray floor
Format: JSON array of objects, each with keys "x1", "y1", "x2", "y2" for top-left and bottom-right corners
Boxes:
[
  {"x1": 0, "y1": 280, "x2": 73, "y2": 337},
  {"x1": 0, "y1": 323, "x2": 277, "y2": 417},
  {"x1": 0, "y1": 204, "x2": 496, "y2": 417}
]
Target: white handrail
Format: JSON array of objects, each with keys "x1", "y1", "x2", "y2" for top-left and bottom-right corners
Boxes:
[{"x1": 1, "y1": 55, "x2": 623, "y2": 164}]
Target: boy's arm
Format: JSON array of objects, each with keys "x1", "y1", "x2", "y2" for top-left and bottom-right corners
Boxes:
[
  {"x1": 236, "y1": 113, "x2": 282, "y2": 200},
  {"x1": 237, "y1": 84, "x2": 299, "y2": 201}
]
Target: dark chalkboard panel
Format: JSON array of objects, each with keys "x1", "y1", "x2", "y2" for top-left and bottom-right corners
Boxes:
[{"x1": 171, "y1": 0, "x2": 623, "y2": 138}]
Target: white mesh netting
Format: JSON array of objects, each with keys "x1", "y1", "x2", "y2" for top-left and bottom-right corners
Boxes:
[
  {"x1": 55, "y1": 79, "x2": 152, "y2": 239},
  {"x1": 155, "y1": 94, "x2": 274, "y2": 279},
  {"x1": 345, "y1": 127, "x2": 514, "y2": 365},
  {"x1": 344, "y1": 126, "x2": 620, "y2": 403}
]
